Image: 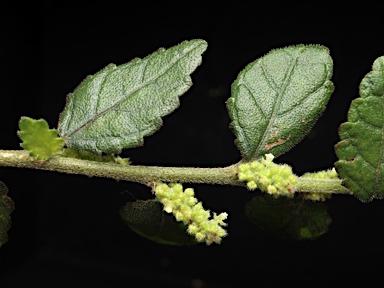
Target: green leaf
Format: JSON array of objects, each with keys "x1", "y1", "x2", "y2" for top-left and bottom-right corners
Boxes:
[
  {"x1": 58, "y1": 39, "x2": 207, "y2": 154},
  {"x1": 335, "y1": 56, "x2": 384, "y2": 202},
  {"x1": 0, "y1": 181, "x2": 14, "y2": 248},
  {"x1": 245, "y1": 194, "x2": 332, "y2": 240},
  {"x1": 120, "y1": 199, "x2": 197, "y2": 246},
  {"x1": 18, "y1": 117, "x2": 64, "y2": 160},
  {"x1": 227, "y1": 45, "x2": 334, "y2": 160}
]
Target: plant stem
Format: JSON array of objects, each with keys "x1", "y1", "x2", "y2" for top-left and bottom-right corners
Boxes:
[
  {"x1": 0, "y1": 150, "x2": 239, "y2": 186},
  {"x1": 0, "y1": 150, "x2": 352, "y2": 195},
  {"x1": 296, "y1": 177, "x2": 351, "y2": 195}
]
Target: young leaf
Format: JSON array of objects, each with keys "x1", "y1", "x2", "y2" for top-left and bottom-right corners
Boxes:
[
  {"x1": 335, "y1": 56, "x2": 384, "y2": 202},
  {"x1": 245, "y1": 194, "x2": 332, "y2": 240},
  {"x1": 18, "y1": 117, "x2": 64, "y2": 160},
  {"x1": 0, "y1": 181, "x2": 14, "y2": 248},
  {"x1": 227, "y1": 45, "x2": 334, "y2": 161},
  {"x1": 58, "y1": 39, "x2": 207, "y2": 154},
  {"x1": 120, "y1": 199, "x2": 197, "y2": 246}
]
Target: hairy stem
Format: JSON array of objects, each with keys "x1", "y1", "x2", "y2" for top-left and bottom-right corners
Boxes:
[
  {"x1": 296, "y1": 177, "x2": 351, "y2": 195},
  {"x1": 0, "y1": 150, "x2": 351, "y2": 195},
  {"x1": 0, "y1": 150, "x2": 239, "y2": 186}
]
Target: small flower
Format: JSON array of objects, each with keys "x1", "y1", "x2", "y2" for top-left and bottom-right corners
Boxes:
[
  {"x1": 213, "y1": 212, "x2": 228, "y2": 226},
  {"x1": 187, "y1": 223, "x2": 199, "y2": 234},
  {"x1": 164, "y1": 205, "x2": 173, "y2": 213},
  {"x1": 195, "y1": 232, "x2": 206, "y2": 242},
  {"x1": 267, "y1": 185, "x2": 277, "y2": 194},
  {"x1": 247, "y1": 181, "x2": 257, "y2": 190}
]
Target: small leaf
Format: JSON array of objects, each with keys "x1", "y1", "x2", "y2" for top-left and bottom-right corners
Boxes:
[
  {"x1": 335, "y1": 56, "x2": 384, "y2": 201},
  {"x1": 245, "y1": 194, "x2": 332, "y2": 240},
  {"x1": 18, "y1": 117, "x2": 64, "y2": 160},
  {"x1": 120, "y1": 199, "x2": 197, "y2": 246},
  {"x1": 58, "y1": 39, "x2": 207, "y2": 154},
  {"x1": 0, "y1": 181, "x2": 14, "y2": 248},
  {"x1": 227, "y1": 45, "x2": 334, "y2": 160}
]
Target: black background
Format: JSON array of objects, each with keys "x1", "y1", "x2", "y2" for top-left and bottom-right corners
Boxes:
[{"x1": 1, "y1": 1, "x2": 384, "y2": 287}]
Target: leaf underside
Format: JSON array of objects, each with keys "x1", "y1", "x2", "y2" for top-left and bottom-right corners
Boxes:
[
  {"x1": 335, "y1": 56, "x2": 384, "y2": 202},
  {"x1": 18, "y1": 117, "x2": 64, "y2": 160},
  {"x1": 227, "y1": 44, "x2": 334, "y2": 161},
  {"x1": 120, "y1": 199, "x2": 196, "y2": 246},
  {"x1": 58, "y1": 39, "x2": 207, "y2": 154},
  {"x1": 245, "y1": 194, "x2": 331, "y2": 240},
  {"x1": 0, "y1": 181, "x2": 14, "y2": 248}
]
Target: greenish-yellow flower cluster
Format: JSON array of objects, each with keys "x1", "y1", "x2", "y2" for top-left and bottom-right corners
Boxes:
[
  {"x1": 237, "y1": 154, "x2": 297, "y2": 197},
  {"x1": 301, "y1": 168, "x2": 338, "y2": 201},
  {"x1": 154, "y1": 183, "x2": 228, "y2": 245}
]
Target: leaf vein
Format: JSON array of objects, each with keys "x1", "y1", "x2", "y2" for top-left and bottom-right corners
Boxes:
[
  {"x1": 260, "y1": 62, "x2": 279, "y2": 93},
  {"x1": 240, "y1": 83, "x2": 267, "y2": 119},
  {"x1": 278, "y1": 78, "x2": 327, "y2": 117}
]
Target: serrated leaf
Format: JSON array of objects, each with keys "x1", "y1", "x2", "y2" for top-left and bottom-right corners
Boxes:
[
  {"x1": 245, "y1": 194, "x2": 331, "y2": 240},
  {"x1": 120, "y1": 199, "x2": 197, "y2": 246},
  {"x1": 335, "y1": 56, "x2": 384, "y2": 202},
  {"x1": 18, "y1": 117, "x2": 64, "y2": 160},
  {"x1": 58, "y1": 39, "x2": 207, "y2": 154},
  {"x1": 227, "y1": 45, "x2": 334, "y2": 160},
  {"x1": 0, "y1": 181, "x2": 14, "y2": 248}
]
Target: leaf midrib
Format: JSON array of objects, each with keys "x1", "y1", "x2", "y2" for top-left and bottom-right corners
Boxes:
[
  {"x1": 65, "y1": 42, "x2": 204, "y2": 138},
  {"x1": 251, "y1": 47, "x2": 305, "y2": 159}
]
